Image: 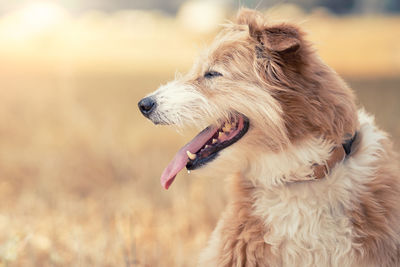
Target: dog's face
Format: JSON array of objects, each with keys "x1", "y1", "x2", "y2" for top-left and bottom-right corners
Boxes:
[{"x1": 138, "y1": 9, "x2": 357, "y2": 189}]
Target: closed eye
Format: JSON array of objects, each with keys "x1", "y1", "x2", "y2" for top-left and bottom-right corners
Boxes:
[{"x1": 204, "y1": 71, "x2": 223, "y2": 79}]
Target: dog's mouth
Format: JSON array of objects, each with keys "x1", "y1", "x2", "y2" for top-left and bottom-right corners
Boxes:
[{"x1": 160, "y1": 115, "x2": 249, "y2": 189}]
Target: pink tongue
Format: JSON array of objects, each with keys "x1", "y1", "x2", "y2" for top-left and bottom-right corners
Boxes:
[{"x1": 161, "y1": 126, "x2": 218, "y2": 189}]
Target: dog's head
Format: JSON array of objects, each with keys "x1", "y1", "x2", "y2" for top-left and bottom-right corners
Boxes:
[{"x1": 138, "y1": 9, "x2": 358, "y2": 189}]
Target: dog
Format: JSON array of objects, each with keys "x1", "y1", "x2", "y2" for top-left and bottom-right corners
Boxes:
[{"x1": 138, "y1": 8, "x2": 400, "y2": 267}]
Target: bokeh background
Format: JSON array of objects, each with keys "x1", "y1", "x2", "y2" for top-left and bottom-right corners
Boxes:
[{"x1": 0, "y1": 0, "x2": 399, "y2": 266}]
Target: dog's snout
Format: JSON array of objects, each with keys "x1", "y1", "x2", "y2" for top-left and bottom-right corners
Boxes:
[{"x1": 138, "y1": 97, "x2": 156, "y2": 117}]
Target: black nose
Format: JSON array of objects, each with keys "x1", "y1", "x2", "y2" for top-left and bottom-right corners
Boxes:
[{"x1": 138, "y1": 97, "x2": 156, "y2": 117}]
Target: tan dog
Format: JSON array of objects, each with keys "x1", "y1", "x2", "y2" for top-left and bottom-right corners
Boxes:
[{"x1": 138, "y1": 9, "x2": 400, "y2": 267}]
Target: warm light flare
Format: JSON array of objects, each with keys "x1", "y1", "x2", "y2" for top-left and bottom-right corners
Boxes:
[
  {"x1": 22, "y1": 1, "x2": 66, "y2": 31},
  {"x1": 10, "y1": 1, "x2": 67, "y2": 37}
]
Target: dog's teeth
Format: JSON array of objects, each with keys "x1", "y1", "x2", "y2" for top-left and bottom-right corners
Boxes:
[
  {"x1": 218, "y1": 132, "x2": 226, "y2": 140},
  {"x1": 186, "y1": 150, "x2": 196, "y2": 160},
  {"x1": 212, "y1": 138, "x2": 217, "y2": 144},
  {"x1": 222, "y1": 123, "x2": 232, "y2": 133},
  {"x1": 222, "y1": 122, "x2": 231, "y2": 132}
]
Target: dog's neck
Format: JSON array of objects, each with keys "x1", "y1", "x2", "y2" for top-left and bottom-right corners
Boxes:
[{"x1": 244, "y1": 136, "x2": 353, "y2": 187}]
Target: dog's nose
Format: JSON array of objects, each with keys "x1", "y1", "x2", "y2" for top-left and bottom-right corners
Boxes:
[{"x1": 138, "y1": 97, "x2": 156, "y2": 117}]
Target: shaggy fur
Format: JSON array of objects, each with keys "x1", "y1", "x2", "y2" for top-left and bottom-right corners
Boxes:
[{"x1": 140, "y1": 9, "x2": 400, "y2": 267}]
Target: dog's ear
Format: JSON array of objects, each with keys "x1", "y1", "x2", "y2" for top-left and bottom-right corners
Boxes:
[
  {"x1": 237, "y1": 9, "x2": 301, "y2": 54},
  {"x1": 250, "y1": 24, "x2": 301, "y2": 54},
  {"x1": 260, "y1": 25, "x2": 300, "y2": 53}
]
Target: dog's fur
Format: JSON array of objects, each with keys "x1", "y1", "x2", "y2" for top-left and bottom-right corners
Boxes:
[{"x1": 142, "y1": 9, "x2": 400, "y2": 266}]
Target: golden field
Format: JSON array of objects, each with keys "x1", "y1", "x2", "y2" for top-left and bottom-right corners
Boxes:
[{"x1": 0, "y1": 4, "x2": 399, "y2": 266}]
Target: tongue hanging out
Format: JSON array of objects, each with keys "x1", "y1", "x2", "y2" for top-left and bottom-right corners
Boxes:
[
  {"x1": 160, "y1": 126, "x2": 218, "y2": 189},
  {"x1": 160, "y1": 116, "x2": 249, "y2": 189}
]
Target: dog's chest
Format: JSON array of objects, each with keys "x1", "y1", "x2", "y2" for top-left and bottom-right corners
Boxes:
[{"x1": 252, "y1": 186, "x2": 357, "y2": 266}]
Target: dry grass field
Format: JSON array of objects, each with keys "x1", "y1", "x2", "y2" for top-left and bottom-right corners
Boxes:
[{"x1": 0, "y1": 4, "x2": 399, "y2": 266}]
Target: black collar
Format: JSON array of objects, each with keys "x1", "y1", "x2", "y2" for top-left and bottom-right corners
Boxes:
[{"x1": 342, "y1": 132, "x2": 358, "y2": 156}]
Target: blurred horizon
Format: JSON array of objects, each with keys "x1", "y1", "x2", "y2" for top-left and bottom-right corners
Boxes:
[
  {"x1": 1, "y1": 0, "x2": 400, "y2": 15},
  {"x1": 0, "y1": 0, "x2": 399, "y2": 78}
]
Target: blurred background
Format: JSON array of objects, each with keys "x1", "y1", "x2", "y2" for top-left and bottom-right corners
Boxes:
[{"x1": 0, "y1": 0, "x2": 399, "y2": 266}]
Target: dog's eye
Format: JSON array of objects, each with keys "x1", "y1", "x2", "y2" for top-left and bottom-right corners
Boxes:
[{"x1": 204, "y1": 71, "x2": 222, "y2": 79}]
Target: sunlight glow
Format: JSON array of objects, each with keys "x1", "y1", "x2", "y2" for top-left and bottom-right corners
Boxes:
[
  {"x1": 178, "y1": 0, "x2": 227, "y2": 33},
  {"x1": 18, "y1": 1, "x2": 67, "y2": 35}
]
